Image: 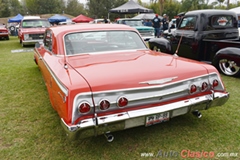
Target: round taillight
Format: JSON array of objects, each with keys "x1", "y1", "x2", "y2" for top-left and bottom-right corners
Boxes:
[
  {"x1": 117, "y1": 97, "x2": 128, "y2": 107},
  {"x1": 201, "y1": 82, "x2": 208, "y2": 91},
  {"x1": 99, "y1": 100, "x2": 110, "y2": 110},
  {"x1": 79, "y1": 102, "x2": 91, "y2": 113},
  {"x1": 212, "y1": 79, "x2": 219, "y2": 88},
  {"x1": 190, "y1": 84, "x2": 197, "y2": 94}
]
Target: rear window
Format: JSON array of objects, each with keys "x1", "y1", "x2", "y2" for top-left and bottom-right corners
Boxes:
[
  {"x1": 204, "y1": 15, "x2": 238, "y2": 31},
  {"x1": 64, "y1": 30, "x2": 147, "y2": 55},
  {"x1": 211, "y1": 15, "x2": 234, "y2": 27}
]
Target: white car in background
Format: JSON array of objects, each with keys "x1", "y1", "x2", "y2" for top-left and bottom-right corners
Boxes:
[{"x1": 89, "y1": 19, "x2": 111, "y2": 24}]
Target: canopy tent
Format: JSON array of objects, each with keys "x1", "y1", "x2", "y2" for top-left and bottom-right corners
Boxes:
[
  {"x1": 229, "y1": 7, "x2": 240, "y2": 15},
  {"x1": 133, "y1": 13, "x2": 161, "y2": 20},
  {"x1": 109, "y1": 0, "x2": 153, "y2": 14},
  {"x1": 8, "y1": 14, "x2": 23, "y2": 23},
  {"x1": 72, "y1": 14, "x2": 93, "y2": 23},
  {"x1": 48, "y1": 14, "x2": 70, "y2": 23}
]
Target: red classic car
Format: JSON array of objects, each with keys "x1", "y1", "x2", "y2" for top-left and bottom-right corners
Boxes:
[
  {"x1": 18, "y1": 16, "x2": 50, "y2": 47},
  {"x1": 0, "y1": 25, "x2": 9, "y2": 40},
  {"x1": 34, "y1": 24, "x2": 229, "y2": 142}
]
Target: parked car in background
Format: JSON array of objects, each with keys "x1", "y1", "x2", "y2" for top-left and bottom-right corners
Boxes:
[
  {"x1": 149, "y1": 9, "x2": 240, "y2": 77},
  {"x1": 116, "y1": 18, "x2": 154, "y2": 41},
  {"x1": 89, "y1": 18, "x2": 110, "y2": 24},
  {"x1": 169, "y1": 18, "x2": 176, "y2": 29},
  {"x1": 18, "y1": 16, "x2": 51, "y2": 47},
  {"x1": 34, "y1": 24, "x2": 229, "y2": 142},
  {"x1": 59, "y1": 21, "x2": 75, "y2": 25},
  {"x1": 0, "y1": 24, "x2": 9, "y2": 40}
]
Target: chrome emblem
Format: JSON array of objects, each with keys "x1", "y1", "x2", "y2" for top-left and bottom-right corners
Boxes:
[{"x1": 139, "y1": 76, "x2": 178, "y2": 85}]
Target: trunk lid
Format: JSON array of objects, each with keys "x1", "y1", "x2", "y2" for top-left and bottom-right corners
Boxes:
[{"x1": 67, "y1": 50, "x2": 210, "y2": 92}]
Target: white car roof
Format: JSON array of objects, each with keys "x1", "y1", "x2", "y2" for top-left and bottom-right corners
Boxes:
[{"x1": 23, "y1": 16, "x2": 41, "y2": 20}]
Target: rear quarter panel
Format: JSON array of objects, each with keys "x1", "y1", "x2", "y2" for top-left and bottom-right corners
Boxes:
[{"x1": 34, "y1": 47, "x2": 92, "y2": 124}]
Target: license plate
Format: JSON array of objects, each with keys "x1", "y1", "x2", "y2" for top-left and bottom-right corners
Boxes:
[{"x1": 146, "y1": 112, "x2": 170, "y2": 126}]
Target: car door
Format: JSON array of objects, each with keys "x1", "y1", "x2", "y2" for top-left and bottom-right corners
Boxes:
[{"x1": 172, "y1": 16, "x2": 199, "y2": 60}]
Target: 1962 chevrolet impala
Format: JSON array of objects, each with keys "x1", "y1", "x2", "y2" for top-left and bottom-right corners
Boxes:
[{"x1": 34, "y1": 24, "x2": 229, "y2": 142}]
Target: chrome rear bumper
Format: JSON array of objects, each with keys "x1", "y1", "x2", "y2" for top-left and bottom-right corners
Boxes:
[
  {"x1": 22, "y1": 39, "x2": 43, "y2": 46},
  {"x1": 61, "y1": 91, "x2": 229, "y2": 140}
]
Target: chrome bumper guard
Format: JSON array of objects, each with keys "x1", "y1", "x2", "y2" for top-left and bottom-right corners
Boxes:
[{"x1": 61, "y1": 91, "x2": 229, "y2": 140}]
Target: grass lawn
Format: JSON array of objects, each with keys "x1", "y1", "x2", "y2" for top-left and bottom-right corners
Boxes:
[{"x1": 0, "y1": 36, "x2": 239, "y2": 160}]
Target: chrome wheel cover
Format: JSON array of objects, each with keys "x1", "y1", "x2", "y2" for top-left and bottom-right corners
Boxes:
[{"x1": 219, "y1": 59, "x2": 240, "y2": 76}]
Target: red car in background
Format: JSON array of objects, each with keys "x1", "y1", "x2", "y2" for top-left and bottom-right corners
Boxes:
[
  {"x1": 34, "y1": 24, "x2": 229, "y2": 142},
  {"x1": 0, "y1": 24, "x2": 9, "y2": 40},
  {"x1": 18, "y1": 16, "x2": 50, "y2": 47}
]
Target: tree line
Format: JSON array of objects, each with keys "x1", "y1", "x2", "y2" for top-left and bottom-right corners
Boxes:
[{"x1": 0, "y1": 0, "x2": 239, "y2": 21}]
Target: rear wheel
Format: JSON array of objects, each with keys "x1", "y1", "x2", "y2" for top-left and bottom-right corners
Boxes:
[{"x1": 218, "y1": 58, "x2": 240, "y2": 77}]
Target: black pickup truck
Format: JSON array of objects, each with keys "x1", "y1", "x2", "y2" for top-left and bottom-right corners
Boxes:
[{"x1": 149, "y1": 9, "x2": 240, "y2": 77}]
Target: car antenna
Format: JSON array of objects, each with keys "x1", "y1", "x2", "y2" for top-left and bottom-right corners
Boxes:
[{"x1": 174, "y1": 33, "x2": 183, "y2": 56}]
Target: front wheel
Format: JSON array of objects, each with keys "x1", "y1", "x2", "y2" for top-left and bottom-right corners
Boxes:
[{"x1": 218, "y1": 58, "x2": 240, "y2": 77}]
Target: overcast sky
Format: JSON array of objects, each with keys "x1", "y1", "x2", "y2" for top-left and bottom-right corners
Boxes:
[
  {"x1": 77, "y1": 0, "x2": 207, "y2": 4},
  {"x1": 78, "y1": 0, "x2": 238, "y2": 4}
]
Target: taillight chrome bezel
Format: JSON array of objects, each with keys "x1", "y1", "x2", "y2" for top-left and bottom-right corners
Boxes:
[
  {"x1": 212, "y1": 79, "x2": 219, "y2": 88},
  {"x1": 99, "y1": 99, "x2": 111, "y2": 110},
  {"x1": 117, "y1": 97, "x2": 128, "y2": 108},
  {"x1": 78, "y1": 101, "x2": 91, "y2": 114},
  {"x1": 201, "y1": 81, "x2": 209, "y2": 92},
  {"x1": 189, "y1": 84, "x2": 198, "y2": 94}
]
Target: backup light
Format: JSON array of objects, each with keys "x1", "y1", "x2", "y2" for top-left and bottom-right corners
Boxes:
[{"x1": 117, "y1": 97, "x2": 128, "y2": 107}]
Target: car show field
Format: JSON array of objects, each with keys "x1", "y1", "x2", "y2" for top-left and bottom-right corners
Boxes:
[{"x1": 0, "y1": 36, "x2": 239, "y2": 159}]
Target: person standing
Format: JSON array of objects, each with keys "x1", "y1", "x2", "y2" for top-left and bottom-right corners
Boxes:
[
  {"x1": 152, "y1": 14, "x2": 161, "y2": 38},
  {"x1": 162, "y1": 14, "x2": 169, "y2": 31},
  {"x1": 144, "y1": 19, "x2": 152, "y2": 27}
]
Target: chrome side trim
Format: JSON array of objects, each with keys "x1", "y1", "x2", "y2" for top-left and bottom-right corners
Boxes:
[{"x1": 35, "y1": 50, "x2": 68, "y2": 96}]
